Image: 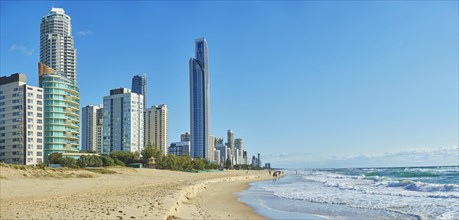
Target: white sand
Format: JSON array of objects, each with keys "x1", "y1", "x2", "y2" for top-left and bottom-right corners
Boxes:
[{"x1": 0, "y1": 166, "x2": 272, "y2": 219}]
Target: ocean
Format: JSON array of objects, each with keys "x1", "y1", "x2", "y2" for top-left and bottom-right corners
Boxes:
[{"x1": 239, "y1": 166, "x2": 459, "y2": 220}]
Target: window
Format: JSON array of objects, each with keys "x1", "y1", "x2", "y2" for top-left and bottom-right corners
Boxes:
[
  {"x1": 37, "y1": 145, "x2": 43, "y2": 150},
  {"x1": 37, "y1": 119, "x2": 43, "y2": 124},
  {"x1": 37, "y1": 101, "x2": 42, "y2": 105},
  {"x1": 28, "y1": 138, "x2": 33, "y2": 143},
  {"x1": 37, "y1": 138, "x2": 42, "y2": 143},
  {"x1": 37, "y1": 152, "x2": 42, "y2": 156},
  {"x1": 37, "y1": 132, "x2": 43, "y2": 137}
]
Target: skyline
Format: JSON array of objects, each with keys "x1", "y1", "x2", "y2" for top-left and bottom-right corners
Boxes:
[{"x1": 1, "y1": 1, "x2": 458, "y2": 168}]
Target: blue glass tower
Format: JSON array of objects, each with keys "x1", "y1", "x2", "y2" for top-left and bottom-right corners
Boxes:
[
  {"x1": 131, "y1": 74, "x2": 147, "y2": 109},
  {"x1": 190, "y1": 38, "x2": 210, "y2": 159}
]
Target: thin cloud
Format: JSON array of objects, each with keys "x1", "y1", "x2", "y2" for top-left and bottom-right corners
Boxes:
[
  {"x1": 265, "y1": 146, "x2": 459, "y2": 168},
  {"x1": 10, "y1": 44, "x2": 33, "y2": 56},
  {"x1": 77, "y1": 30, "x2": 93, "y2": 37}
]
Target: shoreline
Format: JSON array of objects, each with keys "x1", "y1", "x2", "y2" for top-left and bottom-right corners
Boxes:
[
  {"x1": 173, "y1": 171, "x2": 273, "y2": 219},
  {"x1": 0, "y1": 166, "x2": 273, "y2": 219}
]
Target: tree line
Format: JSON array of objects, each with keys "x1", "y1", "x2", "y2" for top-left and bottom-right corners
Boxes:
[{"x1": 49, "y1": 145, "x2": 219, "y2": 170}]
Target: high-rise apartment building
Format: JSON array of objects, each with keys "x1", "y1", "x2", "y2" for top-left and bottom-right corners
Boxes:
[
  {"x1": 103, "y1": 88, "x2": 143, "y2": 153},
  {"x1": 40, "y1": 68, "x2": 80, "y2": 159},
  {"x1": 208, "y1": 135, "x2": 215, "y2": 161},
  {"x1": 227, "y1": 129, "x2": 235, "y2": 163},
  {"x1": 0, "y1": 74, "x2": 44, "y2": 165},
  {"x1": 190, "y1": 38, "x2": 210, "y2": 159},
  {"x1": 95, "y1": 107, "x2": 103, "y2": 154},
  {"x1": 39, "y1": 8, "x2": 80, "y2": 161},
  {"x1": 40, "y1": 8, "x2": 77, "y2": 83},
  {"x1": 131, "y1": 74, "x2": 146, "y2": 109},
  {"x1": 235, "y1": 138, "x2": 243, "y2": 165},
  {"x1": 181, "y1": 132, "x2": 191, "y2": 142},
  {"x1": 144, "y1": 104, "x2": 168, "y2": 156},
  {"x1": 82, "y1": 105, "x2": 102, "y2": 152}
]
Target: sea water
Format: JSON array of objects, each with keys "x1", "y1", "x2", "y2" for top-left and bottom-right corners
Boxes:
[{"x1": 239, "y1": 166, "x2": 459, "y2": 220}]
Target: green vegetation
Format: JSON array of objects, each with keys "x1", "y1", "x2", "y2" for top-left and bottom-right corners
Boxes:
[{"x1": 44, "y1": 146, "x2": 220, "y2": 172}]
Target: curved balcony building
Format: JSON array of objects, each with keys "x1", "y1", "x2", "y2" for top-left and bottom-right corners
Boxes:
[{"x1": 42, "y1": 72, "x2": 80, "y2": 160}]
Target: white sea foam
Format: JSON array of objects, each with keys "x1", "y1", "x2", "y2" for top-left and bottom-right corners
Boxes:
[{"x1": 261, "y1": 170, "x2": 459, "y2": 219}]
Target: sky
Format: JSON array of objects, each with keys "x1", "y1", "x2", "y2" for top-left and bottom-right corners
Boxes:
[{"x1": 1, "y1": 1, "x2": 458, "y2": 168}]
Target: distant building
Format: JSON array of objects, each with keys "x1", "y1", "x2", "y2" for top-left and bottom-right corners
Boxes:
[
  {"x1": 145, "y1": 104, "x2": 168, "y2": 156},
  {"x1": 243, "y1": 150, "x2": 248, "y2": 165},
  {"x1": 257, "y1": 153, "x2": 261, "y2": 168},
  {"x1": 208, "y1": 135, "x2": 215, "y2": 161},
  {"x1": 95, "y1": 107, "x2": 103, "y2": 154},
  {"x1": 215, "y1": 144, "x2": 227, "y2": 166},
  {"x1": 251, "y1": 155, "x2": 257, "y2": 167},
  {"x1": 131, "y1": 74, "x2": 147, "y2": 109},
  {"x1": 235, "y1": 138, "x2": 243, "y2": 164},
  {"x1": 168, "y1": 142, "x2": 190, "y2": 156},
  {"x1": 82, "y1": 105, "x2": 102, "y2": 152},
  {"x1": 215, "y1": 137, "x2": 223, "y2": 145},
  {"x1": 265, "y1": 163, "x2": 271, "y2": 169},
  {"x1": 190, "y1": 38, "x2": 210, "y2": 159},
  {"x1": 214, "y1": 149, "x2": 221, "y2": 165},
  {"x1": 181, "y1": 132, "x2": 191, "y2": 142},
  {"x1": 227, "y1": 130, "x2": 235, "y2": 163},
  {"x1": 0, "y1": 74, "x2": 44, "y2": 165},
  {"x1": 103, "y1": 88, "x2": 143, "y2": 153}
]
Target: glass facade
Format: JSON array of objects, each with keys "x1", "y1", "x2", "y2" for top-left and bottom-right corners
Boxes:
[
  {"x1": 103, "y1": 91, "x2": 143, "y2": 154},
  {"x1": 42, "y1": 74, "x2": 80, "y2": 160},
  {"x1": 190, "y1": 38, "x2": 210, "y2": 159},
  {"x1": 131, "y1": 74, "x2": 146, "y2": 109}
]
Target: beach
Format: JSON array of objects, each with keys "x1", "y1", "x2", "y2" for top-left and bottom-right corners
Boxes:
[{"x1": 0, "y1": 165, "x2": 272, "y2": 219}]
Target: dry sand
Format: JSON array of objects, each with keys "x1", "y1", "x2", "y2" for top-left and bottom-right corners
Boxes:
[{"x1": 0, "y1": 165, "x2": 272, "y2": 219}]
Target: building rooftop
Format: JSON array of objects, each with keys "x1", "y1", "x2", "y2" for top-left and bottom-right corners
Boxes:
[
  {"x1": 50, "y1": 8, "x2": 65, "y2": 15},
  {"x1": 0, "y1": 73, "x2": 26, "y2": 85}
]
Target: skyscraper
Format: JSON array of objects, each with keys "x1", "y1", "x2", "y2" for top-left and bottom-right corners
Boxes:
[
  {"x1": 132, "y1": 74, "x2": 147, "y2": 109},
  {"x1": 95, "y1": 107, "x2": 103, "y2": 154},
  {"x1": 0, "y1": 74, "x2": 44, "y2": 165},
  {"x1": 208, "y1": 135, "x2": 215, "y2": 161},
  {"x1": 235, "y1": 138, "x2": 243, "y2": 165},
  {"x1": 144, "y1": 104, "x2": 168, "y2": 156},
  {"x1": 39, "y1": 8, "x2": 80, "y2": 162},
  {"x1": 82, "y1": 105, "x2": 102, "y2": 152},
  {"x1": 227, "y1": 129, "x2": 235, "y2": 163},
  {"x1": 40, "y1": 8, "x2": 77, "y2": 83},
  {"x1": 190, "y1": 38, "x2": 210, "y2": 159},
  {"x1": 103, "y1": 88, "x2": 143, "y2": 153}
]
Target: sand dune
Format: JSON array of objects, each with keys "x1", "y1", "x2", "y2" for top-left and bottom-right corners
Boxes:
[{"x1": 0, "y1": 166, "x2": 272, "y2": 219}]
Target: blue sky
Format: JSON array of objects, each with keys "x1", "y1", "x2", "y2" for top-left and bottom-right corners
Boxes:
[{"x1": 1, "y1": 1, "x2": 458, "y2": 168}]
